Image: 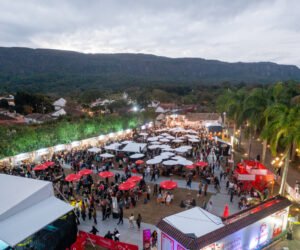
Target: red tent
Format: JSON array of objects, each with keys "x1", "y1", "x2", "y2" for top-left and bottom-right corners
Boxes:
[
  {"x1": 99, "y1": 171, "x2": 114, "y2": 178},
  {"x1": 195, "y1": 161, "x2": 208, "y2": 167},
  {"x1": 33, "y1": 164, "x2": 48, "y2": 171},
  {"x1": 65, "y1": 173, "x2": 81, "y2": 182},
  {"x1": 160, "y1": 180, "x2": 178, "y2": 190},
  {"x1": 118, "y1": 181, "x2": 136, "y2": 191},
  {"x1": 127, "y1": 176, "x2": 143, "y2": 182},
  {"x1": 78, "y1": 168, "x2": 93, "y2": 176}
]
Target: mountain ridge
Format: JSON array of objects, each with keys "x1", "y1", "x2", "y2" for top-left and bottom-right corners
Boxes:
[{"x1": 0, "y1": 46, "x2": 299, "y2": 93}]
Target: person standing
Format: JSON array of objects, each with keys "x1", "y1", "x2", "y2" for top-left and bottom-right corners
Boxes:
[
  {"x1": 113, "y1": 228, "x2": 120, "y2": 241},
  {"x1": 136, "y1": 213, "x2": 142, "y2": 230},
  {"x1": 92, "y1": 208, "x2": 97, "y2": 224}
]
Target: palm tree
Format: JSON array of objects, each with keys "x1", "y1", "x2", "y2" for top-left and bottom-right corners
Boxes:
[
  {"x1": 216, "y1": 88, "x2": 246, "y2": 148},
  {"x1": 262, "y1": 104, "x2": 300, "y2": 195}
]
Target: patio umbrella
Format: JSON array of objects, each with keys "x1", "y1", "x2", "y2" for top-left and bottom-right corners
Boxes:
[
  {"x1": 44, "y1": 161, "x2": 55, "y2": 167},
  {"x1": 148, "y1": 145, "x2": 160, "y2": 150},
  {"x1": 160, "y1": 180, "x2": 178, "y2": 190},
  {"x1": 100, "y1": 153, "x2": 115, "y2": 158},
  {"x1": 146, "y1": 158, "x2": 162, "y2": 165},
  {"x1": 65, "y1": 173, "x2": 81, "y2": 182},
  {"x1": 150, "y1": 141, "x2": 161, "y2": 145},
  {"x1": 118, "y1": 181, "x2": 136, "y2": 191},
  {"x1": 161, "y1": 152, "x2": 175, "y2": 157},
  {"x1": 177, "y1": 159, "x2": 193, "y2": 166},
  {"x1": 147, "y1": 137, "x2": 159, "y2": 142},
  {"x1": 135, "y1": 159, "x2": 144, "y2": 165},
  {"x1": 99, "y1": 171, "x2": 114, "y2": 178},
  {"x1": 130, "y1": 153, "x2": 145, "y2": 159},
  {"x1": 162, "y1": 160, "x2": 178, "y2": 166},
  {"x1": 78, "y1": 168, "x2": 93, "y2": 176},
  {"x1": 121, "y1": 140, "x2": 133, "y2": 144},
  {"x1": 160, "y1": 138, "x2": 170, "y2": 143},
  {"x1": 189, "y1": 138, "x2": 200, "y2": 143},
  {"x1": 195, "y1": 161, "x2": 208, "y2": 167},
  {"x1": 33, "y1": 164, "x2": 48, "y2": 171},
  {"x1": 174, "y1": 147, "x2": 188, "y2": 153},
  {"x1": 186, "y1": 165, "x2": 196, "y2": 170},
  {"x1": 127, "y1": 176, "x2": 143, "y2": 182},
  {"x1": 173, "y1": 139, "x2": 183, "y2": 143}
]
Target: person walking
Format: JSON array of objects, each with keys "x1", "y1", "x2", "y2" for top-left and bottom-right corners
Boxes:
[
  {"x1": 117, "y1": 207, "x2": 124, "y2": 225},
  {"x1": 129, "y1": 213, "x2": 135, "y2": 229},
  {"x1": 92, "y1": 208, "x2": 97, "y2": 224},
  {"x1": 136, "y1": 213, "x2": 142, "y2": 230}
]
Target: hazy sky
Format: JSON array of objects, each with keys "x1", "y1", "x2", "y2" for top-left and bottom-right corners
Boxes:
[{"x1": 1, "y1": 0, "x2": 300, "y2": 66}]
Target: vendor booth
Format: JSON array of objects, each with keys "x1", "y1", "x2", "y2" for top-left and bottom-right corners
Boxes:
[{"x1": 157, "y1": 196, "x2": 291, "y2": 250}]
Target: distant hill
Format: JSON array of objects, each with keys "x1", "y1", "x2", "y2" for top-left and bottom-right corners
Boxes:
[{"x1": 0, "y1": 47, "x2": 299, "y2": 93}]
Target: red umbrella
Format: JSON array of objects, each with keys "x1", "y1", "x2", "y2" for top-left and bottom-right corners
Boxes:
[
  {"x1": 186, "y1": 165, "x2": 196, "y2": 170},
  {"x1": 127, "y1": 175, "x2": 143, "y2": 182},
  {"x1": 44, "y1": 161, "x2": 55, "y2": 167},
  {"x1": 33, "y1": 164, "x2": 48, "y2": 171},
  {"x1": 160, "y1": 180, "x2": 178, "y2": 190},
  {"x1": 118, "y1": 181, "x2": 136, "y2": 191},
  {"x1": 99, "y1": 171, "x2": 114, "y2": 178},
  {"x1": 135, "y1": 160, "x2": 144, "y2": 165},
  {"x1": 195, "y1": 161, "x2": 208, "y2": 167},
  {"x1": 65, "y1": 173, "x2": 81, "y2": 182},
  {"x1": 78, "y1": 168, "x2": 93, "y2": 176},
  {"x1": 223, "y1": 204, "x2": 230, "y2": 218}
]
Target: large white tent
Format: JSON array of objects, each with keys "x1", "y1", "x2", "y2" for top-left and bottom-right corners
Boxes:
[
  {"x1": 122, "y1": 142, "x2": 147, "y2": 153},
  {"x1": 163, "y1": 207, "x2": 224, "y2": 238},
  {"x1": 0, "y1": 174, "x2": 73, "y2": 247}
]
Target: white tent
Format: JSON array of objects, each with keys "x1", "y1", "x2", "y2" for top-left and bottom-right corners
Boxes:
[
  {"x1": 100, "y1": 153, "x2": 115, "y2": 158},
  {"x1": 88, "y1": 147, "x2": 101, "y2": 153},
  {"x1": 122, "y1": 142, "x2": 147, "y2": 153},
  {"x1": 155, "y1": 106, "x2": 165, "y2": 113},
  {"x1": 121, "y1": 140, "x2": 133, "y2": 145},
  {"x1": 129, "y1": 153, "x2": 145, "y2": 159},
  {"x1": 163, "y1": 207, "x2": 224, "y2": 238},
  {"x1": 51, "y1": 108, "x2": 66, "y2": 117},
  {"x1": 0, "y1": 174, "x2": 73, "y2": 247},
  {"x1": 53, "y1": 98, "x2": 66, "y2": 107},
  {"x1": 104, "y1": 143, "x2": 121, "y2": 151}
]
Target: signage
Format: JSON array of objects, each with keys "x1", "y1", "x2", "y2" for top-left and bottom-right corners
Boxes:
[{"x1": 143, "y1": 229, "x2": 151, "y2": 250}]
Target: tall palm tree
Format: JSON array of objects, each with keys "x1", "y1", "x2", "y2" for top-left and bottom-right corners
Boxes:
[{"x1": 262, "y1": 104, "x2": 300, "y2": 195}]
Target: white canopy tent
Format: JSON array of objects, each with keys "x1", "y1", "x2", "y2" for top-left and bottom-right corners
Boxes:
[
  {"x1": 122, "y1": 142, "x2": 147, "y2": 153},
  {"x1": 0, "y1": 174, "x2": 73, "y2": 247},
  {"x1": 163, "y1": 207, "x2": 224, "y2": 238},
  {"x1": 88, "y1": 147, "x2": 101, "y2": 153}
]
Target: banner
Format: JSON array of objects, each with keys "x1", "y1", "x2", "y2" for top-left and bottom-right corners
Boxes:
[
  {"x1": 69, "y1": 231, "x2": 138, "y2": 250},
  {"x1": 143, "y1": 229, "x2": 151, "y2": 250}
]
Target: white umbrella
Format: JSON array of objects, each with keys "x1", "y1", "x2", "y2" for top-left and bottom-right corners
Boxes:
[
  {"x1": 150, "y1": 141, "x2": 161, "y2": 145},
  {"x1": 121, "y1": 140, "x2": 133, "y2": 144},
  {"x1": 161, "y1": 152, "x2": 175, "y2": 157},
  {"x1": 166, "y1": 136, "x2": 175, "y2": 140},
  {"x1": 156, "y1": 155, "x2": 169, "y2": 160},
  {"x1": 186, "y1": 134, "x2": 199, "y2": 139},
  {"x1": 147, "y1": 137, "x2": 159, "y2": 142},
  {"x1": 175, "y1": 147, "x2": 188, "y2": 153},
  {"x1": 88, "y1": 147, "x2": 101, "y2": 153},
  {"x1": 189, "y1": 138, "x2": 200, "y2": 143},
  {"x1": 139, "y1": 132, "x2": 148, "y2": 136},
  {"x1": 162, "y1": 160, "x2": 178, "y2": 166},
  {"x1": 160, "y1": 138, "x2": 170, "y2": 143},
  {"x1": 172, "y1": 156, "x2": 186, "y2": 161},
  {"x1": 161, "y1": 148, "x2": 175, "y2": 152},
  {"x1": 146, "y1": 158, "x2": 162, "y2": 165},
  {"x1": 181, "y1": 145, "x2": 193, "y2": 150},
  {"x1": 148, "y1": 145, "x2": 160, "y2": 150},
  {"x1": 105, "y1": 143, "x2": 121, "y2": 151},
  {"x1": 161, "y1": 133, "x2": 171, "y2": 137},
  {"x1": 129, "y1": 153, "x2": 145, "y2": 159},
  {"x1": 177, "y1": 159, "x2": 193, "y2": 166},
  {"x1": 173, "y1": 139, "x2": 184, "y2": 143},
  {"x1": 100, "y1": 153, "x2": 115, "y2": 158}
]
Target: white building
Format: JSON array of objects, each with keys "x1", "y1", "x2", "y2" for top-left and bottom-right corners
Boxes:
[{"x1": 53, "y1": 98, "x2": 67, "y2": 111}]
